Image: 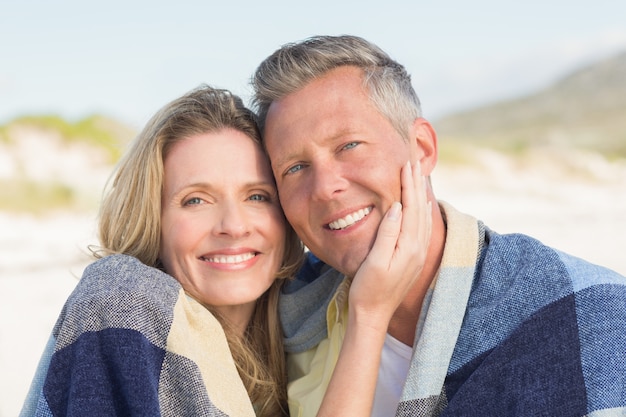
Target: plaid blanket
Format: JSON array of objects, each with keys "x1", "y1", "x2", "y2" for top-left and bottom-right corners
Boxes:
[
  {"x1": 281, "y1": 201, "x2": 626, "y2": 416},
  {"x1": 20, "y1": 254, "x2": 255, "y2": 417},
  {"x1": 398, "y1": 203, "x2": 626, "y2": 415}
]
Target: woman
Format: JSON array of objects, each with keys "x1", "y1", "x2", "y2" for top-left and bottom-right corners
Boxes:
[
  {"x1": 21, "y1": 85, "x2": 430, "y2": 416},
  {"x1": 97, "y1": 85, "x2": 302, "y2": 416}
]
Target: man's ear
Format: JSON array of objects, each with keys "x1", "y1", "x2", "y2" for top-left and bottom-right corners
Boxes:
[{"x1": 409, "y1": 118, "x2": 438, "y2": 175}]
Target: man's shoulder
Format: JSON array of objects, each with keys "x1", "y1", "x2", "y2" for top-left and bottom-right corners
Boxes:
[
  {"x1": 447, "y1": 228, "x2": 626, "y2": 412},
  {"x1": 280, "y1": 252, "x2": 345, "y2": 353},
  {"x1": 482, "y1": 229, "x2": 625, "y2": 284},
  {"x1": 286, "y1": 252, "x2": 331, "y2": 291}
]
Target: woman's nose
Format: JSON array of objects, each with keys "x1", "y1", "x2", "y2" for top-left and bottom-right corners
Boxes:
[{"x1": 213, "y1": 203, "x2": 251, "y2": 238}]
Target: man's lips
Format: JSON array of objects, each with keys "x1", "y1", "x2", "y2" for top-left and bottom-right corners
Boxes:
[{"x1": 327, "y1": 206, "x2": 372, "y2": 230}]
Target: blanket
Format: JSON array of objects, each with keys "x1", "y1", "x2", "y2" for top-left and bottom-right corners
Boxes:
[
  {"x1": 20, "y1": 254, "x2": 255, "y2": 417},
  {"x1": 281, "y1": 201, "x2": 626, "y2": 416}
]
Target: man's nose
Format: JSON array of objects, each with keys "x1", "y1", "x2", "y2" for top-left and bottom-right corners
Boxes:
[{"x1": 309, "y1": 162, "x2": 348, "y2": 202}]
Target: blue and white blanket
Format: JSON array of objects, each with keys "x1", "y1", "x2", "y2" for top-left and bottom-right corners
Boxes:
[{"x1": 20, "y1": 254, "x2": 255, "y2": 417}]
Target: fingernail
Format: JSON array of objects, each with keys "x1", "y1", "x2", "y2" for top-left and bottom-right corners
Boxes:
[{"x1": 388, "y1": 202, "x2": 402, "y2": 220}]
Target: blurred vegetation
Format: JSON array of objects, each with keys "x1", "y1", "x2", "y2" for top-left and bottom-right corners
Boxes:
[
  {"x1": 0, "y1": 114, "x2": 135, "y2": 163},
  {"x1": 0, "y1": 114, "x2": 134, "y2": 213},
  {"x1": 0, "y1": 179, "x2": 78, "y2": 214},
  {"x1": 437, "y1": 141, "x2": 476, "y2": 166}
]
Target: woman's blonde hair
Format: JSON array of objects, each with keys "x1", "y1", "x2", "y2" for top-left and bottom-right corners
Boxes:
[{"x1": 96, "y1": 85, "x2": 303, "y2": 416}]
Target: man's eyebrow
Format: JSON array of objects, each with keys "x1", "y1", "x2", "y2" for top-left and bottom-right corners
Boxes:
[
  {"x1": 269, "y1": 128, "x2": 358, "y2": 172},
  {"x1": 271, "y1": 152, "x2": 299, "y2": 172}
]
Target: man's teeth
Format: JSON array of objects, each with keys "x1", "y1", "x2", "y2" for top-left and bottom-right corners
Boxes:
[
  {"x1": 204, "y1": 253, "x2": 255, "y2": 263},
  {"x1": 328, "y1": 207, "x2": 372, "y2": 230}
]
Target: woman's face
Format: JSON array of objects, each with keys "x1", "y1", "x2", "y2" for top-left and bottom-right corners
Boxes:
[{"x1": 159, "y1": 129, "x2": 286, "y2": 329}]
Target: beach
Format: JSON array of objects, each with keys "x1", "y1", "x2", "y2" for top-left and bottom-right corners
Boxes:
[{"x1": 1, "y1": 154, "x2": 625, "y2": 416}]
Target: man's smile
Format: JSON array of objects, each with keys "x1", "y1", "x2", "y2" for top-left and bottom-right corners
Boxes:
[{"x1": 327, "y1": 206, "x2": 372, "y2": 230}]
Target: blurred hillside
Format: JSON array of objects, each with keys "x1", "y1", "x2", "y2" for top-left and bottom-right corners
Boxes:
[
  {"x1": 1, "y1": 51, "x2": 626, "y2": 215},
  {"x1": 434, "y1": 50, "x2": 626, "y2": 161},
  {"x1": 0, "y1": 115, "x2": 135, "y2": 213}
]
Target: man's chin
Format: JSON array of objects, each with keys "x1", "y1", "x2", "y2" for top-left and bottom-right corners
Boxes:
[
  {"x1": 310, "y1": 243, "x2": 370, "y2": 277},
  {"x1": 336, "y1": 253, "x2": 369, "y2": 278}
]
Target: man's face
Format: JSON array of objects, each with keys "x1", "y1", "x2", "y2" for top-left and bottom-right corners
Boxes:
[{"x1": 264, "y1": 66, "x2": 420, "y2": 276}]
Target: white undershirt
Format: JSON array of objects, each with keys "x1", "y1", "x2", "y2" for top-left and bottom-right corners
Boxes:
[{"x1": 371, "y1": 333, "x2": 412, "y2": 417}]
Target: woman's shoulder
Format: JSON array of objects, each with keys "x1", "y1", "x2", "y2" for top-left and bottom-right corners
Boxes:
[
  {"x1": 77, "y1": 254, "x2": 180, "y2": 297},
  {"x1": 52, "y1": 254, "x2": 182, "y2": 346}
]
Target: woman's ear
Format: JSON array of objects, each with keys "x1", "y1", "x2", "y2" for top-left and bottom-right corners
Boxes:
[{"x1": 408, "y1": 118, "x2": 438, "y2": 176}]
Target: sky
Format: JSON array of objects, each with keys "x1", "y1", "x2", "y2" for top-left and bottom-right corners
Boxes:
[{"x1": 2, "y1": 0, "x2": 626, "y2": 131}]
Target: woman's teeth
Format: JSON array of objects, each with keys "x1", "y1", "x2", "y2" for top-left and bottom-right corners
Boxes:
[{"x1": 203, "y1": 253, "x2": 255, "y2": 263}]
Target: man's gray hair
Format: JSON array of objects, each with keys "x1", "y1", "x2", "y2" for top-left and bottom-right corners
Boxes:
[{"x1": 251, "y1": 35, "x2": 422, "y2": 141}]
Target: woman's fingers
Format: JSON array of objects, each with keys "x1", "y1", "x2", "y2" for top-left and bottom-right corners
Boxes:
[
  {"x1": 349, "y1": 160, "x2": 432, "y2": 321},
  {"x1": 398, "y1": 160, "x2": 431, "y2": 259},
  {"x1": 362, "y1": 201, "x2": 403, "y2": 271}
]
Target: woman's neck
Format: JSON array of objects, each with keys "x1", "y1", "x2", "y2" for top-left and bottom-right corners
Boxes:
[{"x1": 211, "y1": 301, "x2": 256, "y2": 336}]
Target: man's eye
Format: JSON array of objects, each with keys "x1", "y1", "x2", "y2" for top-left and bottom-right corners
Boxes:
[
  {"x1": 249, "y1": 194, "x2": 268, "y2": 202},
  {"x1": 286, "y1": 164, "x2": 304, "y2": 175},
  {"x1": 343, "y1": 142, "x2": 358, "y2": 150}
]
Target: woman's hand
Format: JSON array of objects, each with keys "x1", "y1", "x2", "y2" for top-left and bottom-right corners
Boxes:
[
  {"x1": 317, "y1": 161, "x2": 432, "y2": 417},
  {"x1": 348, "y1": 160, "x2": 432, "y2": 330}
]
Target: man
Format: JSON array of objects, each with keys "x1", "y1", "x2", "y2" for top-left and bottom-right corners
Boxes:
[{"x1": 251, "y1": 35, "x2": 626, "y2": 416}]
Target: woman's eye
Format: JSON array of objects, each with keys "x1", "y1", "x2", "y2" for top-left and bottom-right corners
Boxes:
[{"x1": 183, "y1": 197, "x2": 203, "y2": 206}]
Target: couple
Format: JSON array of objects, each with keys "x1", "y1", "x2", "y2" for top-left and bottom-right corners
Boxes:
[{"x1": 22, "y1": 35, "x2": 626, "y2": 416}]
